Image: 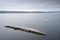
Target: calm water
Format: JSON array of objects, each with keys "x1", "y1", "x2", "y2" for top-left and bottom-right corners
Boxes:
[{"x1": 0, "y1": 13, "x2": 60, "y2": 40}]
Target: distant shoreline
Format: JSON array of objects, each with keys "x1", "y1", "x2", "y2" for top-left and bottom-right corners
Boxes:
[
  {"x1": 0, "y1": 11, "x2": 60, "y2": 13},
  {"x1": 0, "y1": 11, "x2": 53, "y2": 13}
]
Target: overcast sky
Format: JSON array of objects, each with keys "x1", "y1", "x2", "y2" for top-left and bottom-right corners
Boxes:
[{"x1": 0, "y1": 0, "x2": 60, "y2": 11}]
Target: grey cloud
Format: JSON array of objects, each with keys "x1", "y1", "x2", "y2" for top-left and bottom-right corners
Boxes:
[{"x1": 0, "y1": 0, "x2": 60, "y2": 11}]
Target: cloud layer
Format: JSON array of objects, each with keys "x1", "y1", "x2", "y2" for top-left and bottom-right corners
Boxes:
[{"x1": 0, "y1": 0, "x2": 60, "y2": 11}]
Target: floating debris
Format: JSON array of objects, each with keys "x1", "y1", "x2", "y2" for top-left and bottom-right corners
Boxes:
[{"x1": 5, "y1": 26, "x2": 47, "y2": 36}]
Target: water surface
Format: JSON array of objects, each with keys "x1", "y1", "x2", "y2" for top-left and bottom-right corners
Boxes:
[{"x1": 0, "y1": 13, "x2": 60, "y2": 40}]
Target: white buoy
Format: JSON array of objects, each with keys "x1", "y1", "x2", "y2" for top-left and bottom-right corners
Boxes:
[{"x1": 44, "y1": 19, "x2": 48, "y2": 22}]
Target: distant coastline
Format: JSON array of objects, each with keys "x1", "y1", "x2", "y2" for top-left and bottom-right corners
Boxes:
[{"x1": 0, "y1": 11, "x2": 60, "y2": 13}]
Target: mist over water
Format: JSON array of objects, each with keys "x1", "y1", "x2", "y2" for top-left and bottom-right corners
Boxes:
[{"x1": 0, "y1": 13, "x2": 60, "y2": 40}]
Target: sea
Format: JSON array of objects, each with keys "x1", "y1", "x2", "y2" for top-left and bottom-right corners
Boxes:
[{"x1": 0, "y1": 12, "x2": 60, "y2": 40}]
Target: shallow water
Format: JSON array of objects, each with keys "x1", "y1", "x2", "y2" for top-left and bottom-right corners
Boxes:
[{"x1": 0, "y1": 13, "x2": 60, "y2": 40}]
